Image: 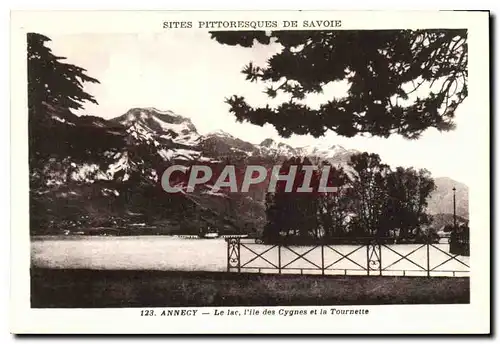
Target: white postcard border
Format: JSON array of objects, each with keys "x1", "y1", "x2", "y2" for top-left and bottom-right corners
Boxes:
[{"x1": 10, "y1": 10, "x2": 490, "y2": 334}]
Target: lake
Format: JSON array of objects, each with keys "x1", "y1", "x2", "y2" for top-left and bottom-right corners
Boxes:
[{"x1": 31, "y1": 236, "x2": 470, "y2": 277}]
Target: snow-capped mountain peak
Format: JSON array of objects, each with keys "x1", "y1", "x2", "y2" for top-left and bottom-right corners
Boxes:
[
  {"x1": 206, "y1": 129, "x2": 235, "y2": 138},
  {"x1": 63, "y1": 108, "x2": 361, "y2": 187},
  {"x1": 257, "y1": 139, "x2": 298, "y2": 157},
  {"x1": 111, "y1": 107, "x2": 201, "y2": 147},
  {"x1": 257, "y1": 138, "x2": 358, "y2": 163},
  {"x1": 298, "y1": 144, "x2": 348, "y2": 158}
]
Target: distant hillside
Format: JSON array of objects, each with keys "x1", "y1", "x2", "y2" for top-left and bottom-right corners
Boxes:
[
  {"x1": 430, "y1": 213, "x2": 468, "y2": 230},
  {"x1": 427, "y1": 177, "x2": 469, "y2": 218}
]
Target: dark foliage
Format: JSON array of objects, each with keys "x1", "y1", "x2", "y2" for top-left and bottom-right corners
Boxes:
[
  {"x1": 211, "y1": 29, "x2": 467, "y2": 139},
  {"x1": 28, "y1": 33, "x2": 127, "y2": 232},
  {"x1": 263, "y1": 153, "x2": 437, "y2": 244},
  {"x1": 27, "y1": 33, "x2": 125, "y2": 178},
  {"x1": 28, "y1": 33, "x2": 99, "y2": 116}
]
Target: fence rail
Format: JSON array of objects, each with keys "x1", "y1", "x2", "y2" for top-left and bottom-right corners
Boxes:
[{"x1": 226, "y1": 238, "x2": 470, "y2": 277}]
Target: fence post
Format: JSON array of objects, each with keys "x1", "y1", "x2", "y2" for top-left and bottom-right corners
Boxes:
[
  {"x1": 226, "y1": 239, "x2": 230, "y2": 272},
  {"x1": 321, "y1": 244, "x2": 325, "y2": 275},
  {"x1": 379, "y1": 243, "x2": 382, "y2": 276},
  {"x1": 278, "y1": 244, "x2": 281, "y2": 274},
  {"x1": 227, "y1": 238, "x2": 241, "y2": 273},
  {"x1": 366, "y1": 243, "x2": 370, "y2": 276},
  {"x1": 426, "y1": 241, "x2": 430, "y2": 277},
  {"x1": 237, "y1": 239, "x2": 241, "y2": 273}
]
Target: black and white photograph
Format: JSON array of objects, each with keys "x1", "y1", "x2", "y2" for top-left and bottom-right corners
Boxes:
[{"x1": 10, "y1": 10, "x2": 490, "y2": 334}]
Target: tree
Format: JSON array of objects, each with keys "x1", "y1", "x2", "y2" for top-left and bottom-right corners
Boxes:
[
  {"x1": 28, "y1": 33, "x2": 99, "y2": 170},
  {"x1": 262, "y1": 192, "x2": 280, "y2": 242},
  {"x1": 347, "y1": 153, "x2": 391, "y2": 238},
  {"x1": 262, "y1": 157, "x2": 321, "y2": 243},
  {"x1": 211, "y1": 30, "x2": 467, "y2": 139},
  {"x1": 292, "y1": 157, "x2": 320, "y2": 239},
  {"x1": 28, "y1": 33, "x2": 99, "y2": 122},
  {"x1": 27, "y1": 33, "x2": 114, "y2": 233},
  {"x1": 262, "y1": 153, "x2": 438, "y2": 244},
  {"x1": 27, "y1": 33, "x2": 125, "y2": 183},
  {"x1": 385, "y1": 167, "x2": 436, "y2": 241},
  {"x1": 316, "y1": 163, "x2": 353, "y2": 239}
]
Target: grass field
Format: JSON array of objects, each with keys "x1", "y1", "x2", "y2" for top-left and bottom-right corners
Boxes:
[{"x1": 31, "y1": 268, "x2": 470, "y2": 308}]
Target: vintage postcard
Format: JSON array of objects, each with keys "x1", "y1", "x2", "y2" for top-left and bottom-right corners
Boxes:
[{"x1": 10, "y1": 10, "x2": 490, "y2": 334}]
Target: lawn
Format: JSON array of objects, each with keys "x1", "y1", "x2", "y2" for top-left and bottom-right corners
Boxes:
[{"x1": 31, "y1": 268, "x2": 470, "y2": 308}]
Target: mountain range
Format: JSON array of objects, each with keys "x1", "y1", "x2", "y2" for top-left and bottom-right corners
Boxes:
[{"x1": 30, "y1": 107, "x2": 469, "y2": 235}]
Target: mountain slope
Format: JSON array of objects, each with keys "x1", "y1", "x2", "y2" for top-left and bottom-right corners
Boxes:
[
  {"x1": 427, "y1": 177, "x2": 469, "y2": 218},
  {"x1": 31, "y1": 107, "x2": 469, "y2": 235},
  {"x1": 430, "y1": 213, "x2": 468, "y2": 231}
]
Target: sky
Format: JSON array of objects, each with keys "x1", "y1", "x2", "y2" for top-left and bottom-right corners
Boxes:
[{"x1": 47, "y1": 31, "x2": 473, "y2": 186}]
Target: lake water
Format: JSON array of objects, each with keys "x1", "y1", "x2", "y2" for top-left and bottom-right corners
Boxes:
[{"x1": 31, "y1": 236, "x2": 470, "y2": 277}]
